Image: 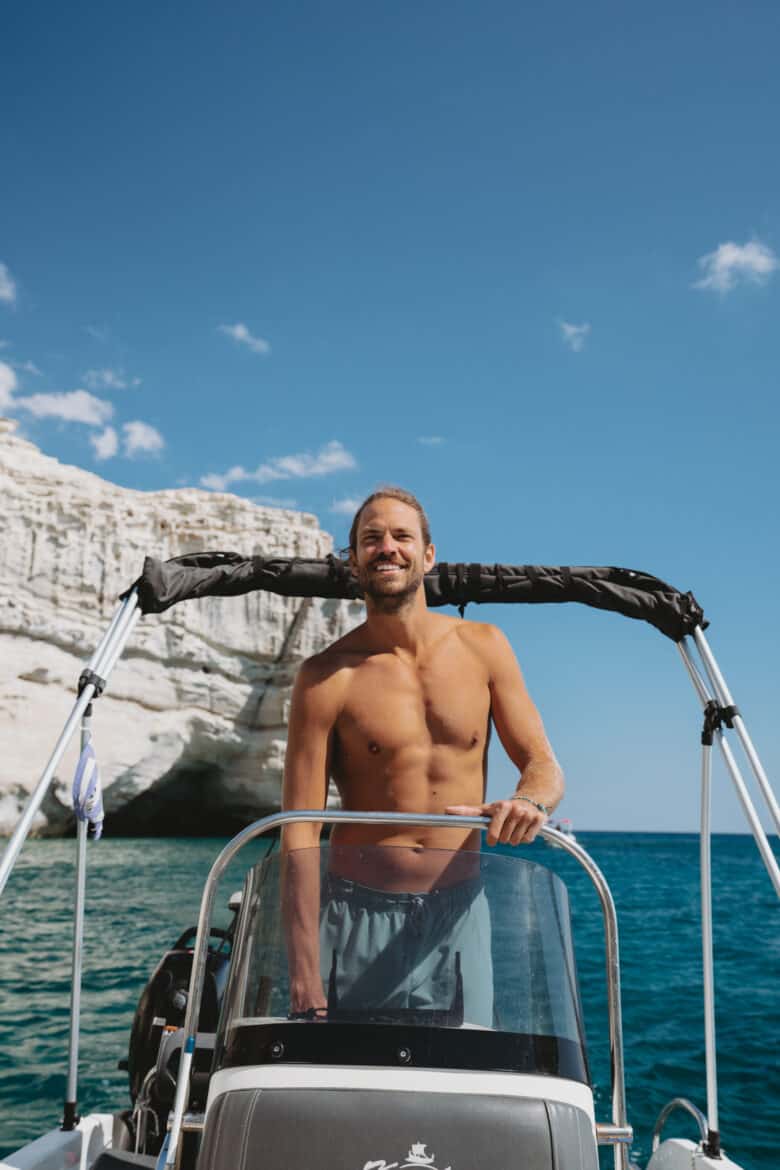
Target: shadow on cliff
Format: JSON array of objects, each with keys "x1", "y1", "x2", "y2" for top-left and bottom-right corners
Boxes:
[
  {"x1": 101, "y1": 598, "x2": 320, "y2": 837},
  {"x1": 39, "y1": 757, "x2": 273, "y2": 838},
  {"x1": 103, "y1": 761, "x2": 272, "y2": 837},
  {"x1": 31, "y1": 597, "x2": 353, "y2": 838}
]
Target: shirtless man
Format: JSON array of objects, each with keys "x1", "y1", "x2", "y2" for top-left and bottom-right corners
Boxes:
[{"x1": 281, "y1": 487, "x2": 563, "y2": 1020}]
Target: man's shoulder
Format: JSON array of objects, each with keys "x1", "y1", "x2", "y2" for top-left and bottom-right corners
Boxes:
[
  {"x1": 292, "y1": 642, "x2": 358, "y2": 723},
  {"x1": 297, "y1": 625, "x2": 369, "y2": 682},
  {"x1": 421, "y1": 612, "x2": 509, "y2": 655},
  {"x1": 455, "y1": 617, "x2": 507, "y2": 647},
  {"x1": 454, "y1": 618, "x2": 513, "y2": 664}
]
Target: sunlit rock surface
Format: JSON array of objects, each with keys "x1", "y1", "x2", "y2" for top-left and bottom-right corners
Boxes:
[{"x1": 0, "y1": 419, "x2": 362, "y2": 836}]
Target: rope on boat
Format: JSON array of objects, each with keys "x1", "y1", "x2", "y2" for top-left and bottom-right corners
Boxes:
[{"x1": 72, "y1": 742, "x2": 104, "y2": 840}]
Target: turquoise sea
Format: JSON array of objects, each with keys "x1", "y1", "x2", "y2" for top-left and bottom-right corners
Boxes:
[{"x1": 1, "y1": 832, "x2": 778, "y2": 1169}]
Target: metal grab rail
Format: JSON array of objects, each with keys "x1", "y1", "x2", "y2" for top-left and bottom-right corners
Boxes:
[
  {"x1": 166, "y1": 811, "x2": 631, "y2": 1170},
  {"x1": 651, "y1": 1097, "x2": 708, "y2": 1152}
]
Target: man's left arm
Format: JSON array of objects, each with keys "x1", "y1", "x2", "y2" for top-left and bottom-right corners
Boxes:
[{"x1": 448, "y1": 625, "x2": 564, "y2": 846}]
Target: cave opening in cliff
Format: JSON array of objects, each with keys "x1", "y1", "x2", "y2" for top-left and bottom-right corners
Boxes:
[{"x1": 103, "y1": 762, "x2": 270, "y2": 837}]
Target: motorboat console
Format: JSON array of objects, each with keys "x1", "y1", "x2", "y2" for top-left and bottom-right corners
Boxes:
[{"x1": 2, "y1": 553, "x2": 777, "y2": 1170}]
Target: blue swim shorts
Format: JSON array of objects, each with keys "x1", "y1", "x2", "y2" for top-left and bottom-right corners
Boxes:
[{"x1": 320, "y1": 874, "x2": 494, "y2": 1028}]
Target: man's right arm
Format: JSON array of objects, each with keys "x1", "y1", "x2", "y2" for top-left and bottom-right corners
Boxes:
[{"x1": 281, "y1": 655, "x2": 340, "y2": 1014}]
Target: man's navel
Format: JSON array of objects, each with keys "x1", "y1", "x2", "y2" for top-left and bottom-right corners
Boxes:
[{"x1": 368, "y1": 741, "x2": 381, "y2": 754}]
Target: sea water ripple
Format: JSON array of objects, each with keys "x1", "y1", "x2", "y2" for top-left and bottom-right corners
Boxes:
[{"x1": 0, "y1": 833, "x2": 777, "y2": 1169}]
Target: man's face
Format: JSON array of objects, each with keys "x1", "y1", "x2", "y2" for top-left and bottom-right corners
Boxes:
[{"x1": 351, "y1": 498, "x2": 435, "y2": 610}]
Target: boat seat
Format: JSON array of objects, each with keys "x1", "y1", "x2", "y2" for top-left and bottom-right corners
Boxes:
[
  {"x1": 90, "y1": 1152, "x2": 156, "y2": 1169},
  {"x1": 197, "y1": 1087, "x2": 599, "y2": 1170}
]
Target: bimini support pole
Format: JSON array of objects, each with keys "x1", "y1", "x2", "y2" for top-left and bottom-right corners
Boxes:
[
  {"x1": 692, "y1": 626, "x2": 780, "y2": 836},
  {"x1": 677, "y1": 638, "x2": 780, "y2": 900},
  {"x1": 62, "y1": 709, "x2": 92, "y2": 1131},
  {"x1": 677, "y1": 641, "x2": 722, "y2": 1156},
  {"x1": 698, "y1": 732, "x2": 721, "y2": 1156},
  {"x1": 0, "y1": 591, "x2": 141, "y2": 900}
]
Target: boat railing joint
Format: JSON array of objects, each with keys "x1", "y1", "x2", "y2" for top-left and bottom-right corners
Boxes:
[{"x1": 596, "y1": 1123, "x2": 634, "y2": 1145}]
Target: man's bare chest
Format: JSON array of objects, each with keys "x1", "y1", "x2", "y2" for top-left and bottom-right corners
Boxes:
[{"x1": 335, "y1": 647, "x2": 491, "y2": 754}]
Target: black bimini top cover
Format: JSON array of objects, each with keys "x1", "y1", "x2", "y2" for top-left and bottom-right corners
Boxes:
[{"x1": 123, "y1": 552, "x2": 706, "y2": 642}]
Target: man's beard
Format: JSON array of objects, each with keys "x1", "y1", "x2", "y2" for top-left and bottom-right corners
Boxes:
[{"x1": 356, "y1": 560, "x2": 425, "y2": 613}]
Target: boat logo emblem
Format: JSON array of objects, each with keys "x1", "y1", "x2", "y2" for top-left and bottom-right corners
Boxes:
[{"x1": 363, "y1": 1142, "x2": 451, "y2": 1170}]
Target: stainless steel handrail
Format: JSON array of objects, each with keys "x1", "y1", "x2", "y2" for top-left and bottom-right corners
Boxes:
[
  {"x1": 651, "y1": 1097, "x2": 708, "y2": 1152},
  {"x1": 166, "y1": 811, "x2": 631, "y2": 1170}
]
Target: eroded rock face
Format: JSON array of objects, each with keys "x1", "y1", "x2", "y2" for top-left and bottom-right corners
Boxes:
[{"x1": 0, "y1": 419, "x2": 363, "y2": 836}]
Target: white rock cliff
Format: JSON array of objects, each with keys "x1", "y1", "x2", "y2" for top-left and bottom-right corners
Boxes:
[{"x1": 0, "y1": 419, "x2": 363, "y2": 836}]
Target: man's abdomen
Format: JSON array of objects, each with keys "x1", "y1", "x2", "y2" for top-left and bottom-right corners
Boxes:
[{"x1": 327, "y1": 830, "x2": 482, "y2": 890}]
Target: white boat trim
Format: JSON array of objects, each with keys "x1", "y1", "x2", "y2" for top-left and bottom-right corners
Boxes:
[
  {"x1": 647, "y1": 1137, "x2": 744, "y2": 1170},
  {"x1": 206, "y1": 1065, "x2": 596, "y2": 1124},
  {"x1": 0, "y1": 1113, "x2": 112, "y2": 1170}
]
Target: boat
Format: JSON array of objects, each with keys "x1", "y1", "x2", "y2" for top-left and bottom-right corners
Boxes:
[
  {"x1": 1, "y1": 553, "x2": 778, "y2": 1170},
  {"x1": 550, "y1": 817, "x2": 576, "y2": 843}
]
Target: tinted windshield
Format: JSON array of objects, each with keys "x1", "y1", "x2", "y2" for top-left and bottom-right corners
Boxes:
[{"x1": 215, "y1": 843, "x2": 588, "y2": 1081}]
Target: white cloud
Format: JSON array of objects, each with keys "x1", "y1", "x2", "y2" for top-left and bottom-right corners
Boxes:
[
  {"x1": 14, "y1": 388, "x2": 113, "y2": 426},
  {"x1": 200, "y1": 470, "x2": 240, "y2": 491},
  {"x1": 123, "y1": 420, "x2": 165, "y2": 456},
  {"x1": 218, "y1": 322, "x2": 271, "y2": 355},
  {"x1": 254, "y1": 494, "x2": 299, "y2": 509},
  {"x1": 90, "y1": 426, "x2": 119, "y2": 460},
  {"x1": 693, "y1": 240, "x2": 778, "y2": 293},
  {"x1": 416, "y1": 435, "x2": 445, "y2": 447},
  {"x1": 0, "y1": 263, "x2": 17, "y2": 306},
  {"x1": 200, "y1": 440, "x2": 356, "y2": 492},
  {"x1": 559, "y1": 321, "x2": 591, "y2": 352},
  {"x1": 0, "y1": 365, "x2": 116, "y2": 433},
  {"x1": 17, "y1": 360, "x2": 42, "y2": 376},
  {"x1": 330, "y1": 496, "x2": 362, "y2": 515},
  {"x1": 199, "y1": 464, "x2": 250, "y2": 491},
  {"x1": 200, "y1": 474, "x2": 224, "y2": 490},
  {"x1": 0, "y1": 361, "x2": 117, "y2": 432},
  {"x1": 0, "y1": 360, "x2": 17, "y2": 410},
  {"x1": 84, "y1": 324, "x2": 110, "y2": 342},
  {"x1": 266, "y1": 440, "x2": 355, "y2": 481},
  {"x1": 83, "y1": 367, "x2": 141, "y2": 390}
]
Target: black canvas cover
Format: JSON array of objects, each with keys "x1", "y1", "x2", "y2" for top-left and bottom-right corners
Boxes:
[{"x1": 122, "y1": 552, "x2": 706, "y2": 641}]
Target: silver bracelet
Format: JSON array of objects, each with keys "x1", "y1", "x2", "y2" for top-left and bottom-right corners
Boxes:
[{"x1": 509, "y1": 794, "x2": 550, "y2": 817}]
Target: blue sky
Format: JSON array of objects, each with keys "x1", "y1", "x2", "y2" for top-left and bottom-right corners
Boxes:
[{"x1": 2, "y1": 2, "x2": 779, "y2": 834}]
